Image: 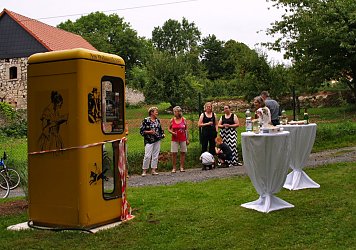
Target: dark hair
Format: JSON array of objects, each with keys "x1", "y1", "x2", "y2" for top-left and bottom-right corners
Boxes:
[
  {"x1": 51, "y1": 91, "x2": 63, "y2": 105},
  {"x1": 260, "y1": 91, "x2": 269, "y2": 97}
]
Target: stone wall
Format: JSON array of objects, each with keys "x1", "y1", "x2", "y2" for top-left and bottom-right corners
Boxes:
[
  {"x1": 210, "y1": 91, "x2": 350, "y2": 113},
  {"x1": 210, "y1": 99, "x2": 250, "y2": 113},
  {"x1": 0, "y1": 57, "x2": 28, "y2": 109},
  {"x1": 126, "y1": 87, "x2": 145, "y2": 105},
  {"x1": 279, "y1": 91, "x2": 351, "y2": 109}
]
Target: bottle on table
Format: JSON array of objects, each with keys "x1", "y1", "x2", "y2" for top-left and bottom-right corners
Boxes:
[
  {"x1": 281, "y1": 109, "x2": 288, "y2": 125},
  {"x1": 303, "y1": 108, "x2": 309, "y2": 124},
  {"x1": 245, "y1": 109, "x2": 252, "y2": 132}
]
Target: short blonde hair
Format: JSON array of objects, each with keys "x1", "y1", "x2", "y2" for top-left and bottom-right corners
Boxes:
[
  {"x1": 204, "y1": 102, "x2": 213, "y2": 111},
  {"x1": 148, "y1": 106, "x2": 158, "y2": 116}
]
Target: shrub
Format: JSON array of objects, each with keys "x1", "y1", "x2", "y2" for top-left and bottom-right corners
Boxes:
[
  {"x1": 0, "y1": 104, "x2": 27, "y2": 138},
  {"x1": 0, "y1": 102, "x2": 17, "y2": 120}
]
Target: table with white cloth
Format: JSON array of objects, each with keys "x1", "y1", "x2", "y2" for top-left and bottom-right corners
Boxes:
[
  {"x1": 277, "y1": 123, "x2": 319, "y2": 190},
  {"x1": 241, "y1": 131, "x2": 294, "y2": 213}
]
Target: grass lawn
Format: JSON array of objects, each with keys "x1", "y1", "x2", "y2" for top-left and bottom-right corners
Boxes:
[{"x1": 0, "y1": 162, "x2": 355, "y2": 249}]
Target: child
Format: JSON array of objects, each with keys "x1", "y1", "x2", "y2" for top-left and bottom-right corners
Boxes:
[
  {"x1": 200, "y1": 151, "x2": 215, "y2": 170},
  {"x1": 215, "y1": 136, "x2": 232, "y2": 167}
]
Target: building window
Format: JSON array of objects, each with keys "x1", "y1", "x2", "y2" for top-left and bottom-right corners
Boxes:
[{"x1": 9, "y1": 67, "x2": 17, "y2": 79}]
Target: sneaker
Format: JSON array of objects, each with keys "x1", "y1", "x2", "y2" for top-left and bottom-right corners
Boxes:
[
  {"x1": 141, "y1": 172, "x2": 147, "y2": 177},
  {"x1": 151, "y1": 171, "x2": 159, "y2": 175}
]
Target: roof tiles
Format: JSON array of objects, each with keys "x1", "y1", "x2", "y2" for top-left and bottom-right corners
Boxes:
[{"x1": 1, "y1": 9, "x2": 97, "y2": 51}]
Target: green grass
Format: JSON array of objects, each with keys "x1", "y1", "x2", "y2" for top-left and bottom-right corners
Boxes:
[
  {"x1": 313, "y1": 121, "x2": 356, "y2": 152},
  {"x1": 288, "y1": 105, "x2": 356, "y2": 121},
  {"x1": 125, "y1": 102, "x2": 172, "y2": 120},
  {"x1": 0, "y1": 162, "x2": 355, "y2": 249},
  {"x1": 0, "y1": 137, "x2": 27, "y2": 163}
]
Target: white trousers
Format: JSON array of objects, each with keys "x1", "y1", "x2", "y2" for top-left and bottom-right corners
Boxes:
[{"x1": 142, "y1": 141, "x2": 161, "y2": 170}]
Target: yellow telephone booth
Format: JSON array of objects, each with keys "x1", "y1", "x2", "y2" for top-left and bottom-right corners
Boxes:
[{"x1": 27, "y1": 48, "x2": 126, "y2": 229}]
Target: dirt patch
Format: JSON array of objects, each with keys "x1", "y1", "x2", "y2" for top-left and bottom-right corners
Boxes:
[{"x1": 0, "y1": 200, "x2": 28, "y2": 216}]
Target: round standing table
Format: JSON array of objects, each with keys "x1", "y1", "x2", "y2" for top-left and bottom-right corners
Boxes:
[
  {"x1": 241, "y1": 131, "x2": 294, "y2": 213},
  {"x1": 277, "y1": 123, "x2": 319, "y2": 190}
]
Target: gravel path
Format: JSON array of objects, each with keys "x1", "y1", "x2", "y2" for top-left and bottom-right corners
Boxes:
[
  {"x1": 8, "y1": 146, "x2": 355, "y2": 197},
  {"x1": 127, "y1": 146, "x2": 356, "y2": 187}
]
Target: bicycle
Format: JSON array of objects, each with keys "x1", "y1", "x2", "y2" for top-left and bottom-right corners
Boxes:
[
  {"x1": 0, "y1": 152, "x2": 20, "y2": 190},
  {"x1": 0, "y1": 172, "x2": 10, "y2": 198}
]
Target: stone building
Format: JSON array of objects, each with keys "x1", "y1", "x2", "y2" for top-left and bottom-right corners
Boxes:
[{"x1": 0, "y1": 9, "x2": 97, "y2": 109}]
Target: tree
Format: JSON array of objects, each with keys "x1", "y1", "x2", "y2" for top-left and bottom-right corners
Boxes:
[
  {"x1": 264, "y1": 0, "x2": 356, "y2": 101},
  {"x1": 200, "y1": 35, "x2": 226, "y2": 80},
  {"x1": 57, "y1": 12, "x2": 150, "y2": 71},
  {"x1": 148, "y1": 18, "x2": 202, "y2": 106},
  {"x1": 144, "y1": 51, "x2": 196, "y2": 107},
  {"x1": 221, "y1": 40, "x2": 271, "y2": 99},
  {"x1": 152, "y1": 18, "x2": 201, "y2": 56},
  {"x1": 268, "y1": 63, "x2": 293, "y2": 98},
  {"x1": 127, "y1": 65, "x2": 150, "y2": 90}
]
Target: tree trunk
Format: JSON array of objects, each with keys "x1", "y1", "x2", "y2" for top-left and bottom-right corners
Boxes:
[{"x1": 346, "y1": 79, "x2": 356, "y2": 103}]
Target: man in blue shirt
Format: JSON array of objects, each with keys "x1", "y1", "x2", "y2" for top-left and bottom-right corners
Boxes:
[{"x1": 261, "y1": 91, "x2": 280, "y2": 126}]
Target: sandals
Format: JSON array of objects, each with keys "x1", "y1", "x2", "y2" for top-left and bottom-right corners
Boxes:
[{"x1": 172, "y1": 168, "x2": 185, "y2": 173}]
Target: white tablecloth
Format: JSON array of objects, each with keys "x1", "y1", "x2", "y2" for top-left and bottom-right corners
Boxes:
[
  {"x1": 278, "y1": 124, "x2": 320, "y2": 190},
  {"x1": 241, "y1": 131, "x2": 294, "y2": 213}
]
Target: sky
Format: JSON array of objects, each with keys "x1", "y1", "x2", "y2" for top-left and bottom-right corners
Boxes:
[{"x1": 1, "y1": 0, "x2": 287, "y2": 63}]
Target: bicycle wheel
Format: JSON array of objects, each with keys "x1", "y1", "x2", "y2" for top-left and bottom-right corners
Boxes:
[
  {"x1": 1, "y1": 169, "x2": 20, "y2": 190},
  {"x1": 0, "y1": 173, "x2": 10, "y2": 198}
]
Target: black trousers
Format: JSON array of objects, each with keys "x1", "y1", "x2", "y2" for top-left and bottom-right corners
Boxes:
[
  {"x1": 201, "y1": 136, "x2": 216, "y2": 155},
  {"x1": 217, "y1": 153, "x2": 232, "y2": 161}
]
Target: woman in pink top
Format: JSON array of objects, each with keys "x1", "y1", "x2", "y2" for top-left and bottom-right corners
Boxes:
[{"x1": 168, "y1": 106, "x2": 189, "y2": 173}]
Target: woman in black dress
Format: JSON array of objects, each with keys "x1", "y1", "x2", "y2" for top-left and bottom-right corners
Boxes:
[
  {"x1": 218, "y1": 105, "x2": 240, "y2": 166},
  {"x1": 198, "y1": 102, "x2": 218, "y2": 155}
]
